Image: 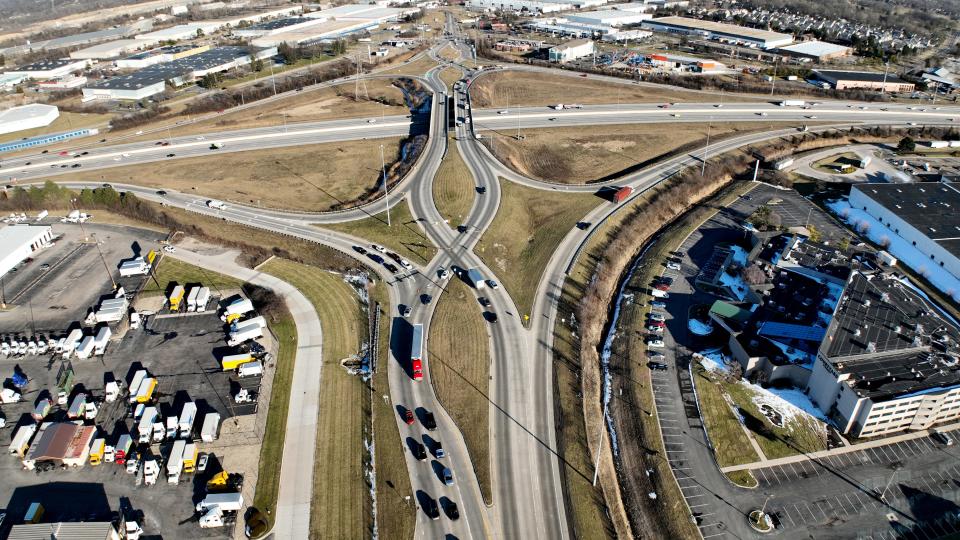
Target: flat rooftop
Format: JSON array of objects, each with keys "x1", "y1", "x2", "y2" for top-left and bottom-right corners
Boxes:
[
  {"x1": 777, "y1": 40, "x2": 851, "y2": 56},
  {"x1": 840, "y1": 350, "x2": 960, "y2": 401},
  {"x1": 90, "y1": 46, "x2": 253, "y2": 90},
  {"x1": 815, "y1": 69, "x2": 911, "y2": 84},
  {"x1": 0, "y1": 224, "x2": 52, "y2": 250},
  {"x1": 853, "y1": 183, "x2": 960, "y2": 257},
  {"x1": 646, "y1": 16, "x2": 792, "y2": 43},
  {"x1": 10, "y1": 58, "x2": 83, "y2": 72},
  {"x1": 247, "y1": 16, "x2": 319, "y2": 30},
  {"x1": 0, "y1": 104, "x2": 58, "y2": 124}
]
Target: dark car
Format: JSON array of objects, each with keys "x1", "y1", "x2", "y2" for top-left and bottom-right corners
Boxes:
[
  {"x1": 441, "y1": 498, "x2": 460, "y2": 520},
  {"x1": 353, "y1": 246, "x2": 367, "y2": 255},
  {"x1": 412, "y1": 441, "x2": 427, "y2": 461},
  {"x1": 71, "y1": 164, "x2": 81, "y2": 168},
  {"x1": 648, "y1": 362, "x2": 668, "y2": 371},
  {"x1": 476, "y1": 186, "x2": 486, "y2": 194},
  {"x1": 478, "y1": 297, "x2": 491, "y2": 307},
  {"x1": 485, "y1": 311, "x2": 498, "y2": 323},
  {"x1": 156, "y1": 190, "x2": 167, "y2": 196},
  {"x1": 423, "y1": 497, "x2": 440, "y2": 520},
  {"x1": 423, "y1": 411, "x2": 437, "y2": 431},
  {"x1": 80, "y1": 151, "x2": 89, "y2": 156},
  {"x1": 384, "y1": 263, "x2": 399, "y2": 274},
  {"x1": 367, "y1": 253, "x2": 384, "y2": 264},
  {"x1": 166, "y1": 153, "x2": 176, "y2": 158},
  {"x1": 657, "y1": 276, "x2": 674, "y2": 286},
  {"x1": 102, "y1": 183, "x2": 112, "y2": 188}
]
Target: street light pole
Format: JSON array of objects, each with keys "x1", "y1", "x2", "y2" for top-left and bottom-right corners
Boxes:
[
  {"x1": 701, "y1": 116, "x2": 712, "y2": 176},
  {"x1": 380, "y1": 144, "x2": 391, "y2": 227},
  {"x1": 592, "y1": 398, "x2": 608, "y2": 486}
]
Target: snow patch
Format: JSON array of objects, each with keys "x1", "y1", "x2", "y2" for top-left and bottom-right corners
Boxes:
[
  {"x1": 719, "y1": 271, "x2": 749, "y2": 301},
  {"x1": 744, "y1": 382, "x2": 828, "y2": 424},
  {"x1": 730, "y1": 245, "x2": 748, "y2": 267},
  {"x1": 695, "y1": 348, "x2": 731, "y2": 373}
]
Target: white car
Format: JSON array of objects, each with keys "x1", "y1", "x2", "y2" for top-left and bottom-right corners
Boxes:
[
  {"x1": 400, "y1": 259, "x2": 413, "y2": 269},
  {"x1": 368, "y1": 119, "x2": 377, "y2": 123},
  {"x1": 758, "y1": 112, "x2": 768, "y2": 116},
  {"x1": 163, "y1": 245, "x2": 176, "y2": 253},
  {"x1": 498, "y1": 110, "x2": 509, "y2": 115},
  {"x1": 487, "y1": 280, "x2": 498, "y2": 289},
  {"x1": 648, "y1": 313, "x2": 665, "y2": 322},
  {"x1": 372, "y1": 244, "x2": 387, "y2": 253},
  {"x1": 440, "y1": 268, "x2": 451, "y2": 279},
  {"x1": 666, "y1": 262, "x2": 682, "y2": 271},
  {"x1": 646, "y1": 339, "x2": 665, "y2": 348},
  {"x1": 197, "y1": 453, "x2": 209, "y2": 472}
]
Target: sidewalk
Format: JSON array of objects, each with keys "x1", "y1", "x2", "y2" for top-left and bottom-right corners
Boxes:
[{"x1": 721, "y1": 420, "x2": 960, "y2": 473}]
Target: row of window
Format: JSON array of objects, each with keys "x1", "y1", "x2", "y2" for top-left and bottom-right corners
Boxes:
[
  {"x1": 0, "y1": 129, "x2": 93, "y2": 154},
  {"x1": 864, "y1": 401, "x2": 960, "y2": 428}
]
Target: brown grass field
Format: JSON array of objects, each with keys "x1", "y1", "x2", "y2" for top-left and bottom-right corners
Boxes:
[
  {"x1": 432, "y1": 136, "x2": 475, "y2": 226},
  {"x1": 30, "y1": 138, "x2": 403, "y2": 212}
]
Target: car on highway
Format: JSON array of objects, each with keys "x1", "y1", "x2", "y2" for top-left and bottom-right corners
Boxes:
[
  {"x1": 423, "y1": 411, "x2": 437, "y2": 431},
  {"x1": 648, "y1": 362, "x2": 668, "y2": 371},
  {"x1": 404, "y1": 409, "x2": 415, "y2": 425},
  {"x1": 487, "y1": 280, "x2": 498, "y2": 289},
  {"x1": 647, "y1": 350, "x2": 665, "y2": 360},
  {"x1": 434, "y1": 441, "x2": 446, "y2": 459},
  {"x1": 80, "y1": 151, "x2": 88, "y2": 156},
  {"x1": 439, "y1": 268, "x2": 450, "y2": 279},
  {"x1": 367, "y1": 119, "x2": 377, "y2": 123},
  {"x1": 353, "y1": 246, "x2": 367, "y2": 255},
  {"x1": 647, "y1": 325, "x2": 664, "y2": 333},
  {"x1": 367, "y1": 253, "x2": 384, "y2": 264},
  {"x1": 71, "y1": 164, "x2": 81, "y2": 168},
  {"x1": 758, "y1": 112, "x2": 768, "y2": 116},
  {"x1": 478, "y1": 297, "x2": 491, "y2": 307},
  {"x1": 166, "y1": 153, "x2": 176, "y2": 158},
  {"x1": 485, "y1": 311, "x2": 498, "y2": 323},
  {"x1": 401, "y1": 305, "x2": 411, "y2": 317},
  {"x1": 39, "y1": 264, "x2": 50, "y2": 271},
  {"x1": 548, "y1": 117, "x2": 557, "y2": 121},
  {"x1": 441, "y1": 467, "x2": 454, "y2": 485},
  {"x1": 412, "y1": 441, "x2": 427, "y2": 461},
  {"x1": 372, "y1": 244, "x2": 387, "y2": 253},
  {"x1": 498, "y1": 110, "x2": 509, "y2": 115},
  {"x1": 476, "y1": 186, "x2": 486, "y2": 194},
  {"x1": 400, "y1": 259, "x2": 413, "y2": 270},
  {"x1": 163, "y1": 246, "x2": 176, "y2": 253},
  {"x1": 666, "y1": 261, "x2": 682, "y2": 270},
  {"x1": 422, "y1": 496, "x2": 440, "y2": 520},
  {"x1": 384, "y1": 263, "x2": 399, "y2": 274},
  {"x1": 441, "y1": 498, "x2": 460, "y2": 520}
]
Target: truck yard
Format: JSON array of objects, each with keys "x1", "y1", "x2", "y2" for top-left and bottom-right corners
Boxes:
[{"x1": 0, "y1": 221, "x2": 276, "y2": 538}]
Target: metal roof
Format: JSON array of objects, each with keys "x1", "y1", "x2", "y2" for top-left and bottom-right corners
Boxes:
[
  {"x1": 8, "y1": 522, "x2": 117, "y2": 540},
  {"x1": 853, "y1": 182, "x2": 960, "y2": 257},
  {"x1": 777, "y1": 40, "x2": 850, "y2": 57},
  {"x1": 0, "y1": 224, "x2": 52, "y2": 251},
  {"x1": 0, "y1": 104, "x2": 58, "y2": 124},
  {"x1": 814, "y1": 69, "x2": 910, "y2": 84},
  {"x1": 646, "y1": 16, "x2": 793, "y2": 43}
]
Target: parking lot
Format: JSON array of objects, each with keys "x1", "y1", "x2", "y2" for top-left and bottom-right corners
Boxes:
[
  {"x1": 0, "y1": 221, "x2": 165, "y2": 334},
  {"x1": 0, "y1": 305, "x2": 266, "y2": 536}
]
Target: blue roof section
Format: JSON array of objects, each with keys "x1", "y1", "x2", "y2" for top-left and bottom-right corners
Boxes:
[
  {"x1": 758, "y1": 321, "x2": 826, "y2": 343},
  {"x1": 0, "y1": 128, "x2": 97, "y2": 153}
]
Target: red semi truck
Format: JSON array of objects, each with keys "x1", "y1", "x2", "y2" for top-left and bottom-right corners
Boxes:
[{"x1": 411, "y1": 324, "x2": 424, "y2": 381}]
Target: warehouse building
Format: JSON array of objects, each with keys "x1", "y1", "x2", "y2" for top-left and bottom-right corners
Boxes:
[
  {"x1": 69, "y1": 38, "x2": 159, "y2": 60},
  {"x1": 84, "y1": 46, "x2": 276, "y2": 101},
  {"x1": 233, "y1": 16, "x2": 327, "y2": 38},
  {"x1": 0, "y1": 225, "x2": 54, "y2": 276},
  {"x1": 8, "y1": 522, "x2": 122, "y2": 540},
  {"x1": 775, "y1": 40, "x2": 852, "y2": 62},
  {"x1": 115, "y1": 44, "x2": 210, "y2": 70},
  {"x1": 466, "y1": 0, "x2": 568, "y2": 14},
  {"x1": 806, "y1": 271, "x2": 960, "y2": 438},
  {"x1": 642, "y1": 16, "x2": 794, "y2": 49},
  {"x1": 548, "y1": 38, "x2": 594, "y2": 62},
  {"x1": 250, "y1": 19, "x2": 378, "y2": 47},
  {"x1": 848, "y1": 183, "x2": 960, "y2": 287},
  {"x1": 813, "y1": 69, "x2": 915, "y2": 92},
  {"x1": 4, "y1": 58, "x2": 89, "y2": 81},
  {"x1": 0, "y1": 104, "x2": 60, "y2": 136},
  {"x1": 567, "y1": 10, "x2": 652, "y2": 26},
  {"x1": 134, "y1": 22, "x2": 223, "y2": 42}
]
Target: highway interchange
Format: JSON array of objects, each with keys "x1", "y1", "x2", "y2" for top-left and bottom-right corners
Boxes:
[{"x1": 10, "y1": 16, "x2": 960, "y2": 539}]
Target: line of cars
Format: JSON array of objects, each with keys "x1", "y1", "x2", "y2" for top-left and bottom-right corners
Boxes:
[{"x1": 354, "y1": 244, "x2": 413, "y2": 276}]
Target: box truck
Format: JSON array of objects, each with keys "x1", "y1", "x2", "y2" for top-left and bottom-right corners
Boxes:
[
  {"x1": 195, "y1": 287, "x2": 211, "y2": 312},
  {"x1": 128, "y1": 370, "x2": 147, "y2": 403},
  {"x1": 168, "y1": 439, "x2": 186, "y2": 483},
  {"x1": 135, "y1": 377, "x2": 157, "y2": 403},
  {"x1": 221, "y1": 353, "x2": 254, "y2": 371},
  {"x1": 138, "y1": 407, "x2": 159, "y2": 443},
  {"x1": 178, "y1": 402, "x2": 197, "y2": 438},
  {"x1": 466, "y1": 268, "x2": 485, "y2": 289},
  {"x1": 196, "y1": 492, "x2": 244, "y2": 513},
  {"x1": 118, "y1": 258, "x2": 150, "y2": 277},
  {"x1": 92, "y1": 326, "x2": 111, "y2": 355},
  {"x1": 67, "y1": 393, "x2": 87, "y2": 419},
  {"x1": 221, "y1": 298, "x2": 254, "y2": 322},
  {"x1": 9, "y1": 424, "x2": 36, "y2": 457},
  {"x1": 231, "y1": 315, "x2": 266, "y2": 332},
  {"x1": 168, "y1": 285, "x2": 185, "y2": 311},
  {"x1": 75, "y1": 336, "x2": 95, "y2": 359},
  {"x1": 228, "y1": 323, "x2": 263, "y2": 346},
  {"x1": 182, "y1": 442, "x2": 198, "y2": 473},
  {"x1": 89, "y1": 438, "x2": 106, "y2": 465},
  {"x1": 186, "y1": 287, "x2": 199, "y2": 312},
  {"x1": 201, "y1": 412, "x2": 220, "y2": 442},
  {"x1": 613, "y1": 186, "x2": 633, "y2": 203},
  {"x1": 115, "y1": 434, "x2": 133, "y2": 464},
  {"x1": 238, "y1": 360, "x2": 263, "y2": 378},
  {"x1": 63, "y1": 328, "x2": 83, "y2": 356},
  {"x1": 165, "y1": 417, "x2": 178, "y2": 439}
]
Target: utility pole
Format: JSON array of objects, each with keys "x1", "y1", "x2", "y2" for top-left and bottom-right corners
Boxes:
[
  {"x1": 269, "y1": 62, "x2": 277, "y2": 96},
  {"x1": 380, "y1": 144, "x2": 391, "y2": 227},
  {"x1": 770, "y1": 58, "x2": 777, "y2": 97},
  {"x1": 881, "y1": 60, "x2": 889, "y2": 93}
]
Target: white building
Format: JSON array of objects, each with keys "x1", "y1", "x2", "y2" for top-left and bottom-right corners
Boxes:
[
  {"x1": 4, "y1": 59, "x2": 89, "y2": 81},
  {"x1": 233, "y1": 17, "x2": 327, "y2": 38},
  {"x1": 0, "y1": 104, "x2": 60, "y2": 135},
  {"x1": 548, "y1": 38, "x2": 594, "y2": 62},
  {"x1": 36, "y1": 76, "x2": 88, "y2": 90},
  {"x1": 0, "y1": 73, "x2": 27, "y2": 90},
  {"x1": 567, "y1": 10, "x2": 651, "y2": 26},
  {"x1": 69, "y1": 39, "x2": 159, "y2": 60},
  {"x1": 0, "y1": 225, "x2": 54, "y2": 277},
  {"x1": 643, "y1": 16, "x2": 794, "y2": 49},
  {"x1": 466, "y1": 0, "x2": 569, "y2": 14}
]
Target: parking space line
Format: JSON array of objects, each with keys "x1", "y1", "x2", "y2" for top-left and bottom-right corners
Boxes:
[
  {"x1": 787, "y1": 462, "x2": 801, "y2": 477},
  {"x1": 689, "y1": 503, "x2": 711, "y2": 508},
  {"x1": 838, "y1": 495, "x2": 853, "y2": 516},
  {"x1": 814, "y1": 502, "x2": 829, "y2": 520},
  {"x1": 803, "y1": 502, "x2": 818, "y2": 521},
  {"x1": 869, "y1": 448, "x2": 883, "y2": 462},
  {"x1": 754, "y1": 468, "x2": 769, "y2": 486},
  {"x1": 768, "y1": 468, "x2": 783, "y2": 486},
  {"x1": 780, "y1": 508, "x2": 796, "y2": 527},
  {"x1": 700, "y1": 533, "x2": 725, "y2": 539},
  {"x1": 901, "y1": 441, "x2": 919, "y2": 457}
]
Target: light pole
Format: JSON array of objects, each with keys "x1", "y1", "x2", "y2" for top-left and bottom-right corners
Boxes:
[
  {"x1": 881, "y1": 467, "x2": 901, "y2": 502},
  {"x1": 881, "y1": 60, "x2": 889, "y2": 94},
  {"x1": 592, "y1": 398, "x2": 608, "y2": 486},
  {"x1": 380, "y1": 144, "x2": 391, "y2": 227},
  {"x1": 701, "y1": 116, "x2": 712, "y2": 176}
]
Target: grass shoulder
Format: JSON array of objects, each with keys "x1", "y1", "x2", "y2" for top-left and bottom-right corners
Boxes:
[
  {"x1": 432, "y1": 137, "x2": 476, "y2": 227},
  {"x1": 428, "y1": 278, "x2": 492, "y2": 503},
  {"x1": 321, "y1": 197, "x2": 438, "y2": 264},
  {"x1": 476, "y1": 179, "x2": 600, "y2": 320}
]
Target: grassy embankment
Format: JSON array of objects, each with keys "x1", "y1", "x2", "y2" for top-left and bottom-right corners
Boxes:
[
  {"x1": 322, "y1": 197, "x2": 438, "y2": 264},
  {"x1": 432, "y1": 137, "x2": 475, "y2": 227}
]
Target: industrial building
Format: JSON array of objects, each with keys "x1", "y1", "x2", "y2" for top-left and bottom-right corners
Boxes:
[
  {"x1": 807, "y1": 271, "x2": 960, "y2": 438},
  {"x1": 0, "y1": 72, "x2": 27, "y2": 90},
  {"x1": 567, "y1": 10, "x2": 652, "y2": 26},
  {"x1": 0, "y1": 104, "x2": 60, "y2": 136},
  {"x1": 848, "y1": 183, "x2": 960, "y2": 286},
  {"x1": 0, "y1": 225, "x2": 54, "y2": 276},
  {"x1": 134, "y1": 22, "x2": 224, "y2": 42},
  {"x1": 466, "y1": 0, "x2": 568, "y2": 14},
  {"x1": 306, "y1": 4, "x2": 416, "y2": 22},
  {"x1": 21, "y1": 422, "x2": 97, "y2": 469},
  {"x1": 642, "y1": 16, "x2": 794, "y2": 49},
  {"x1": 0, "y1": 21, "x2": 152, "y2": 58},
  {"x1": 115, "y1": 44, "x2": 210, "y2": 70},
  {"x1": 83, "y1": 46, "x2": 276, "y2": 101},
  {"x1": 548, "y1": 38, "x2": 595, "y2": 62},
  {"x1": 69, "y1": 38, "x2": 159, "y2": 60},
  {"x1": 4, "y1": 58, "x2": 89, "y2": 81},
  {"x1": 7, "y1": 522, "x2": 122, "y2": 540},
  {"x1": 813, "y1": 69, "x2": 915, "y2": 92},
  {"x1": 775, "y1": 40, "x2": 852, "y2": 62},
  {"x1": 36, "y1": 76, "x2": 88, "y2": 91},
  {"x1": 250, "y1": 19, "x2": 378, "y2": 47},
  {"x1": 233, "y1": 16, "x2": 327, "y2": 38}
]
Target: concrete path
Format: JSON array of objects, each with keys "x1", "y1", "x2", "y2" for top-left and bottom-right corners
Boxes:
[
  {"x1": 722, "y1": 420, "x2": 960, "y2": 473},
  {"x1": 168, "y1": 248, "x2": 324, "y2": 539}
]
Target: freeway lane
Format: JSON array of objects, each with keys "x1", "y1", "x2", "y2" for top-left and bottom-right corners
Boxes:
[
  {"x1": 1, "y1": 115, "x2": 417, "y2": 181},
  {"x1": 471, "y1": 102, "x2": 960, "y2": 132}
]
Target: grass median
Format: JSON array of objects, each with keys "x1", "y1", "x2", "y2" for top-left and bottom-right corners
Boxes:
[
  {"x1": 322, "y1": 197, "x2": 438, "y2": 264},
  {"x1": 439, "y1": 68, "x2": 462, "y2": 92},
  {"x1": 428, "y1": 278, "x2": 492, "y2": 503},
  {"x1": 432, "y1": 137, "x2": 475, "y2": 227},
  {"x1": 475, "y1": 179, "x2": 599, "y2": 321},
  {"x1": 259, "y1": 258, "x2": 370, "y2": 538}
]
